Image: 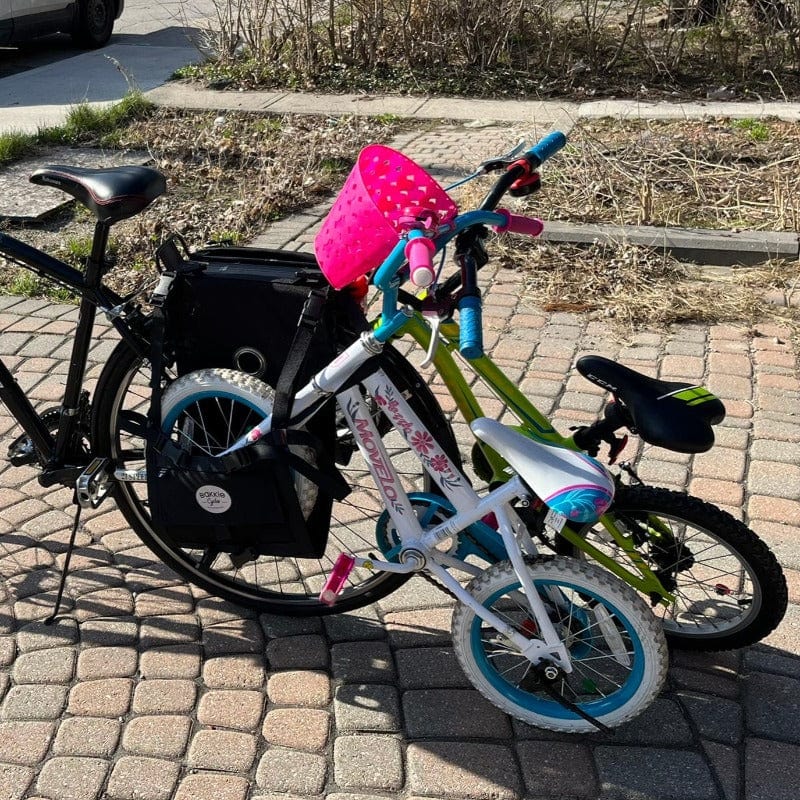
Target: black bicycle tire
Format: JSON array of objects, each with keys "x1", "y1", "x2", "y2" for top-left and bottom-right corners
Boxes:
[
  {"x1": 91, "y1": 337, "x2": 459, "y2": 615},
  {"x1": 558, "y1": 484, "x2": 787, "y2": 650}
]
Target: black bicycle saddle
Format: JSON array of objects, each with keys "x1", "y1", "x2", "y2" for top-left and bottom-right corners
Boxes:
[
  {"x1": 576, "y1": 355, "x2": 726, "y2": 453},
  {"x1": 30, "y1": 165, "x2": 166, "y2": 224}
]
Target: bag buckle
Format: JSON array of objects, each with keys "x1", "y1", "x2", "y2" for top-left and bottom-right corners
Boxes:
[{"x1": 150, "y1": 271, "x2": 175, "y2": 308}]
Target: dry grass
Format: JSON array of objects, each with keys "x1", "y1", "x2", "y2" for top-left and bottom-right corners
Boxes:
[
  {"x1": 535, "y1": 118, "x2": 800, "y2": 232},
  {"x1": 1, "y1": 109, "x2": 409, "y2": 297},
  {"x1": 493, "y1": 236, "x2": 800, "y2": 336}
]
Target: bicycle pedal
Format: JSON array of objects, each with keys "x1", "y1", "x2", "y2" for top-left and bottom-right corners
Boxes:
[
  {"x1": 76, "y1": 457, "x2": 113, "y2": 509},
  {"x1": 8, "y1": 433, "x2": 37, "y2": 466}
]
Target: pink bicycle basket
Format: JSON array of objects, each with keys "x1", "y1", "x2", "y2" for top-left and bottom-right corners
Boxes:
[{"x1": 314, "y1": 144, "x2": 458, "y2": 289}]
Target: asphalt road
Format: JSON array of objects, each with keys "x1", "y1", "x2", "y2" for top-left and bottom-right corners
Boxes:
[
  {"x1": 0, "y1": 0, "x2": 217, "y2": 131},
  {"x1": 0, "y1": 0, "x2": 214, "y2": 80}
]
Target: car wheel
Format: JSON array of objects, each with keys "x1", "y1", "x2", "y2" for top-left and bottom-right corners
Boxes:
[{"x1": 71, "y1": 0, "x2": 115, "y2": 49}]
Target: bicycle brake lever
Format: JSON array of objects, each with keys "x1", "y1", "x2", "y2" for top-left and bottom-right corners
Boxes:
[
  {"x1": 420, "y1": 313, "x2": 442, "y2": 368},
  {"x1": 444, "y1": 140, "x2": 528, "y2": 191}
]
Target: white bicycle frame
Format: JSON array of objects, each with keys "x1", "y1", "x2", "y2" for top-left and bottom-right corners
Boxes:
[{"x1": 225, "y1": 331, "x2": 575, "y2": 672}]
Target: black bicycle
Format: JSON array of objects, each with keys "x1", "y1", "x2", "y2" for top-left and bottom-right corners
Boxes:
[{"x1": 0, "y1": 163, "x2": 452, "y2": 617}]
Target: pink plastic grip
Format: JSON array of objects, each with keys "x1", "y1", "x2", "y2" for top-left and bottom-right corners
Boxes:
[
  {"x1": 319, "y1": 553, "x2": 356, "y2": 606},
  {"x1": 493, "y1": 209, "x2": 544, "y2": 237},
  {"x1": 404, "y1": 236, "x2": 436, "y2": 288}
]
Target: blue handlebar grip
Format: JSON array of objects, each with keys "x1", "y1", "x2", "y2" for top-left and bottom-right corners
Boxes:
[
  {"x1": 530, "y1": 131, "x2": 567, "y2": 166},
  {"x1": 459, "y1": 295, "x2": 484, "y2": 359}
]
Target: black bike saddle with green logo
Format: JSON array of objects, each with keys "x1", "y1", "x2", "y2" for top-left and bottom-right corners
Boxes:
[{"x1": 576, "y1": 355, "x2": 726, "y2": 453}]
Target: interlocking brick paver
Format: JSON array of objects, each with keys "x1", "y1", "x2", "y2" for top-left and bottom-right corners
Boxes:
[
  {"x1": 333, "y1": 734, "x2": 404, "y2": 790},
  {"x1": 516, "y1": 741, "x2": 597, "y2": 797},
  {"x1": 76, "y1": 645, "x2": 137, "y2": 679},
  {"x1": 122, "y1": 715, "x2": 192, "y2": 758},
  {"x1": 702, "y1": 740, "x2": 739, "y2": 800},
  {"x1": 262, "y1": 708, "x2": 330, "y2": 752},
  {"x1": 203, "y1": 653, "x2": 265, "y2": 689},
  {"x1": 15, "y1": 617, "x2": 77, "y2": 652},
  {"x1": 12, "y1": 647, "x2": 75, "y2": 684},
  {"x1": 106, "y1": 756, "x2": 180, "y2": 800},
  {"x1": 131, "y1": 679, "x2": 197, "y2": 715},
  {"x1": 197, "y1": 689, "x2": 263, "y2": 730},
  {"x1": 53, "y1": 716, "x2": 120, "y2": 757},
  {"x1": 67, "y1": 678, "x2": 133, "y2": 718},
  {"x1": 606, "y1": 698, "x2": 694, "y2": 746},
  {"x1": 173, "y1": 772, "x2": 250, "y2": 800},
  {"x1": 331, "y1": 640, "x2": 395, "y2": 682},
  {"x1": 745, "y1": 672, "x2": 800, "y2": 743},
  {"x1": 0, "y1": 763, "x2": 33, "y2": 800},
  {"x1": 395, "y1": 646, "x2": 471, "y2": 689},
  {"x1": 138, "y1": 614, "x2": 199, "y2": 648},
  {"x1": 0, "y1": 720, "x2": 54, "y2": 764},
  {"x1": 35, "y1": 756, "x2": 108, "y2": 800},
  {"x1": 1, "y1": 684, "x2": 67, "y2": 720},
  {"x1": 746, "y1": 738, "x2": 800, "y2": 800},
  {"x1": 203, "y1": 617, "x2": 264, "y2": 655},
  {"x1": 255, "y1": 747, "x2": 328, "y2": 794},
  {"x1": 79, "y1": 617, "x2": 138, "y2": 647},
  {"x1": 139, "y1": 644, "x2": 201, "y2": 679},
  {"x1": 595, "y1": 747, "x2": 718, "y2": 799},
  {"x1": 267, "y1": 670, "x2": 330, "y2": 707},
  {"x1": 403, "y1": 689, "x2": 512, "y2": 739},
  {"x1": 335, "y1": 683, "x2": 400, "y2": 732},
  {"x1": 266, "y1": 633, "x2": 328, "y2": 669},
  {"x1": 407, "y1": 741, "x2": 521, "y2": 800},
  {"x1": 187, "y1": 729, "x2": 258, "y2": 772}
]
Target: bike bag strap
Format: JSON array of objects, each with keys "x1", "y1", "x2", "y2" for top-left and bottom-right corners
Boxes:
[
  {"x1": 150, "y1": 431, "x2": 350, "y2": 501},
  {"x1": 470, "y1": 418, "x2": 615, "y2": 524},
  {"x1": 576, "y1": 355, "x2": 725, "y2": 453}
]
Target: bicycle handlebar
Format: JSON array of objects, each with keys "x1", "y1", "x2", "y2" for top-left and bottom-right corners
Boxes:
[
  {"x1": 404, "y1": 233, "x2": 436, "y2": 288},
  {"x1": 371, "y1": 132, "x2": 567, "y2": 348}
]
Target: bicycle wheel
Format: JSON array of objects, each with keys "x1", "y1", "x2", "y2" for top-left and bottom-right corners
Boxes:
[
  {"x1": 564, "y1": 484, "x2": 787, "y2": 650},
  {"x1": 452, "y1": 556, "x2": 667, "y2": 733},
  {"x1": 91, "y1": 339, "x2": 458, "y2": 615}
]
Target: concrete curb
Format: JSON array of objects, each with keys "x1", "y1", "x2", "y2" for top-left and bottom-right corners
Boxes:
[
  {"x1": 146, "y1": 84, "x2": 800, "y2": 125},
  {"x1": 541, "y1": 221, "x2": 800, "y2": 267}
]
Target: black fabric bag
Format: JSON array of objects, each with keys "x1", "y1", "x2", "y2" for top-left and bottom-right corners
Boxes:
[{"x1": 144, "y1": 239, "x2": 353, "y2": 559}]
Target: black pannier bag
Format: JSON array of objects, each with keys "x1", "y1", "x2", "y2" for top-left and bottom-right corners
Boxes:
[{"x1": 144, "y1": 239, "x2": 354, "y2": 559}]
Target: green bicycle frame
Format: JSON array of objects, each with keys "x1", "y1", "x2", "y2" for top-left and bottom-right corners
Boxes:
[{"x1": 395, "y1": 313, "x2": 674, "y2": 604}]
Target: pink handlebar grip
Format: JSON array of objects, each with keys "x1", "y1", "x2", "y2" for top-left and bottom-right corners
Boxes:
[
  {"x1": 493, "y1": 209, "x2": 544, "y2": 237},
  {"x1": 319, "y1": 553, "x2": 356, "y2": 606},
  {"x1": 404, "y1": 236, "x2": 436, "y2": 288}
]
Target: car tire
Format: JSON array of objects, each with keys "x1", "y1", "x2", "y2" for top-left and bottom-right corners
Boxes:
[{"x1": 71, "y1": 0, "x2": 115, "y2": 49}]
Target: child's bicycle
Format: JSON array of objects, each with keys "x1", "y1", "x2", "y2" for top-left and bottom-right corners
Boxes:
[{"x1": 122, "y1": 134, "x2": 786, "y2": 655}]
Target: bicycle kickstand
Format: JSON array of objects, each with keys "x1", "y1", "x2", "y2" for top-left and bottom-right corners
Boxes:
[{"x1": 45, "y1": 458, "x2": 113, "y2": 624}]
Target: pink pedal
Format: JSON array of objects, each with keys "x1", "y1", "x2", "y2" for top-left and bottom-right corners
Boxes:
[{"x1": 319, "y1": 553, "x2": 356, "y2": 606}]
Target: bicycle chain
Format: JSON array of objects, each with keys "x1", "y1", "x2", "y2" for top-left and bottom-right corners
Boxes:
[{"x1": 418, "y1": 568, "x2": 461, "y2": 602}]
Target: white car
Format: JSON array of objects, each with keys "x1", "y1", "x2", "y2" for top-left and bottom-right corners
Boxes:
[{"x1": 0, "y1": 0, "x2": 124, "y2": 49}]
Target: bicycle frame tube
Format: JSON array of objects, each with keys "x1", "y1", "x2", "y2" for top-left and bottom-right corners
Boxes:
[{"x1": 0, "y1": 229, "x2": 131, "y2": 468}]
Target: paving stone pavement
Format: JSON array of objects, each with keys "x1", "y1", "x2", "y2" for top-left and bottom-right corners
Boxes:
[{"x1": 0, "y1": 123, "x2": 798, "y2": 800}]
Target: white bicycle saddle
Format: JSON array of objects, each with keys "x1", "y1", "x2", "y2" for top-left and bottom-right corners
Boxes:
[{"x1": 471, "y1": 418, "x2": 615, "y2": 523}]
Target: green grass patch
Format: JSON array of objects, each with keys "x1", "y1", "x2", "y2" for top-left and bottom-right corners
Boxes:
[
  {"x1": 39, "y1": 92, "x2": 155, "y2": 147},
  {"x1": 0, "y1": 131, "x2": 38, "y2": 166},
  {"x1": 731, "y1": 118, "x2": 770, "y2": 142},
  {"x1": 8, "y1": 271, "x2": 76, "y2": 302}
]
